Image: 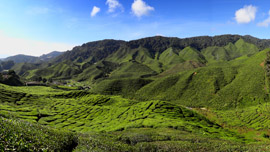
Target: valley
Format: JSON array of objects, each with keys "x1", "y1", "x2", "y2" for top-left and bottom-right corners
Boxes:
[{"x1": 2, "y1": 35, "x2": 270, "y2": 151}]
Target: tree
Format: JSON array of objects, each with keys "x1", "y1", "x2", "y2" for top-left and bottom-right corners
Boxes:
[
  {"x1": 48, "y1": 78, "x2": 53, "y2": 83},
  {"x1": 42, "y1": 78, "x2": 47, "y2": 83},
  {"x1": 32, "y1": 76, "x2": 42, "y2": 82},
  {"x1": 38, "y1": 77, "x2": 42, "y2": 82},
  {"x1": 0, "y1": 73, "x2": 3, "y2": 81},
  {"x1": 8, "y1": 70, "x2": 16, "y2": 76}
]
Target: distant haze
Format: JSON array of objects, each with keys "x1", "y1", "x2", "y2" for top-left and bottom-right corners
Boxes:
[
  {"x1": 0, "y1": 32, "x2": 75, "y2": 57},
  {"x1": 0, "y1": 54, "x2": 9, "y2": 59}
]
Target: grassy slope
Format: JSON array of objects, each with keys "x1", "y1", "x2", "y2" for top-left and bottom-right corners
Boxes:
[
  {"x1": 109, "y1": 61, "x2": 157, "y2": 79},
  {"x1": 2, "y1": 84, "x2": 270, "y2": 151},
  {"x1": 21, "y1": 39, "x2": 260, "y2": 90},
  {"x1": 24, "y1": 61, "x2": 81, "y2": 80},
  {"x1": 158, "y1": 47, "x2": 184, "y2": 69},
  {"x1": 201, "y1": 39, "x2": 259, "y2": 62},
  {"x1": 91, "y1": 78, "x2": 153, "y2": 95},
  {"x1": 89, "y1": 39, "x2": 261, "y2": 99},
  {"x1": 0, "y1": 84, "x2": 227, "y2": 133},
  {"x1": 2, "y1": 83, "x2": 265, "y2": 151},
  {"x1": 133, "y1": 48, "x2": 268, "y2": 110}
]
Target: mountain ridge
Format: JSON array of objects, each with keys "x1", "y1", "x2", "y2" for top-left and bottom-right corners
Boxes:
[
  {"x1": 2, "y1": 51, "x2": 63, "y2": 64},
  {"x1": 50, "y1": 34, "x2": 270, "y2": 65},
  {"x1": 19, "y1": 35, "x2": 264, "y2": 81}
]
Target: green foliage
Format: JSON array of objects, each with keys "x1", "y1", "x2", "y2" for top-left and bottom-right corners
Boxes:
[
  {"x1": 265, "y1": 51, "x2": 270, "y2": 94},
  {"x1": 74, "y1": 128, "x2": 270, "y2": 152},
  {"x1": 0, "y1": 70, "x2": 23, "y2": 86},
  {"x1": 209, "y1": 102, "x2": 270, "y2": 130},
  {"x1": 0, "y1": 117, "x2": 77, "y2": 151}
]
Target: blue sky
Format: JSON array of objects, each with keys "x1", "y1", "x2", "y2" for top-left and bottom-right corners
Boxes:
[{"x1": 1, "y1": 0, "x2": 270, "y2": 57}]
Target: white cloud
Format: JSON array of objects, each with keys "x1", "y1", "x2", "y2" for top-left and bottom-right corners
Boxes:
[
  {"x1": 257, "y1": 18, "x2": 270, "y2": 27},
  {"x1": 131, "y1": 0, "x2": 154, "y2": 18},
  {"x1": 235, "y1": 5, "x2": 257, "y2": 24},
  {"x1": 106, "y1": 0, "x2": 123, "y2": 13},
  {"x1": 257, "y1": 10, "x2": 270, "y2": 27},
  {"x1": 91, "y1": 6, "x2": 100, "y2": 17},
  {"x1": 0, "y1": 32, "x2": 75, "y2": 56}
]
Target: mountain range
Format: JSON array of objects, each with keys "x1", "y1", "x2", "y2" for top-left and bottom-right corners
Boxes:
[
  {"x1": 2, "y1": 34, "x2": 267, "y2": 109},
  {"x1": 17, "y1": 35, "x2": 267, "y2": 81},
  {"x1": 0, "y1": 51, "x2": 63, "y2": 74},
  {"x1": 1, "y1": 51, "x2": 63, "y2": 64},
  {"x1": 2, "y1": 34, "x2": 270, "y2": 151}
]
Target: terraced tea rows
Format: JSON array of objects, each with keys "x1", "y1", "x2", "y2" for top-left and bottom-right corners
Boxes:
[
  {"x1": 212, "y1": 103, "x2": 270, "y2": 130},
  {"x1": 0, "y1": 84, "x2": 242, "y2": 141}
]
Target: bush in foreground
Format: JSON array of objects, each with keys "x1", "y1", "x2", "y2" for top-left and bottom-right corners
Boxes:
[{"x1": 0, "y1": 116, "x2": 78, "y2": 151}]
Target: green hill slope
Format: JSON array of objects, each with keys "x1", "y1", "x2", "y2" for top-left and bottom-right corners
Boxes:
[
  {"x1": 132, "y1": 49, "x2": 269, "y2": 109},
  {"x1": 3, "y1": 35, "x2": 270, "y2": 151},
  {"x1": 15, "y1": 35, "x2": 268, "y2": 111},
  {"x1": 17, "y1": 35, "x2": 266, "y2": 85},
  {"x1": 202, "y1": 39, "x2": 259, "y2": 62},
  {"x1": 0, "y1": 84, "x2": 225, "y2": 133},
  {"x1": 2, "y1": 83, "x2": 270, "y2": 151}
]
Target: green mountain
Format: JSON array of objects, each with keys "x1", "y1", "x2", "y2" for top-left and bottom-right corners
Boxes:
[
  {"x1": 13, "y1": 35, "x2": 270, "y2": 109},
  {"x1": 18, "y1": 35, "x2": 267, "y2": 82},
  {"x1": 2, "y1": 51, "x2": 63, "y2": 64},
  {"x1": 3, "y1": 35, "x2": 270, "y2": 151},
  {"x1": 4, "y1": 54, "x2": 41, "y2": 63}
]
